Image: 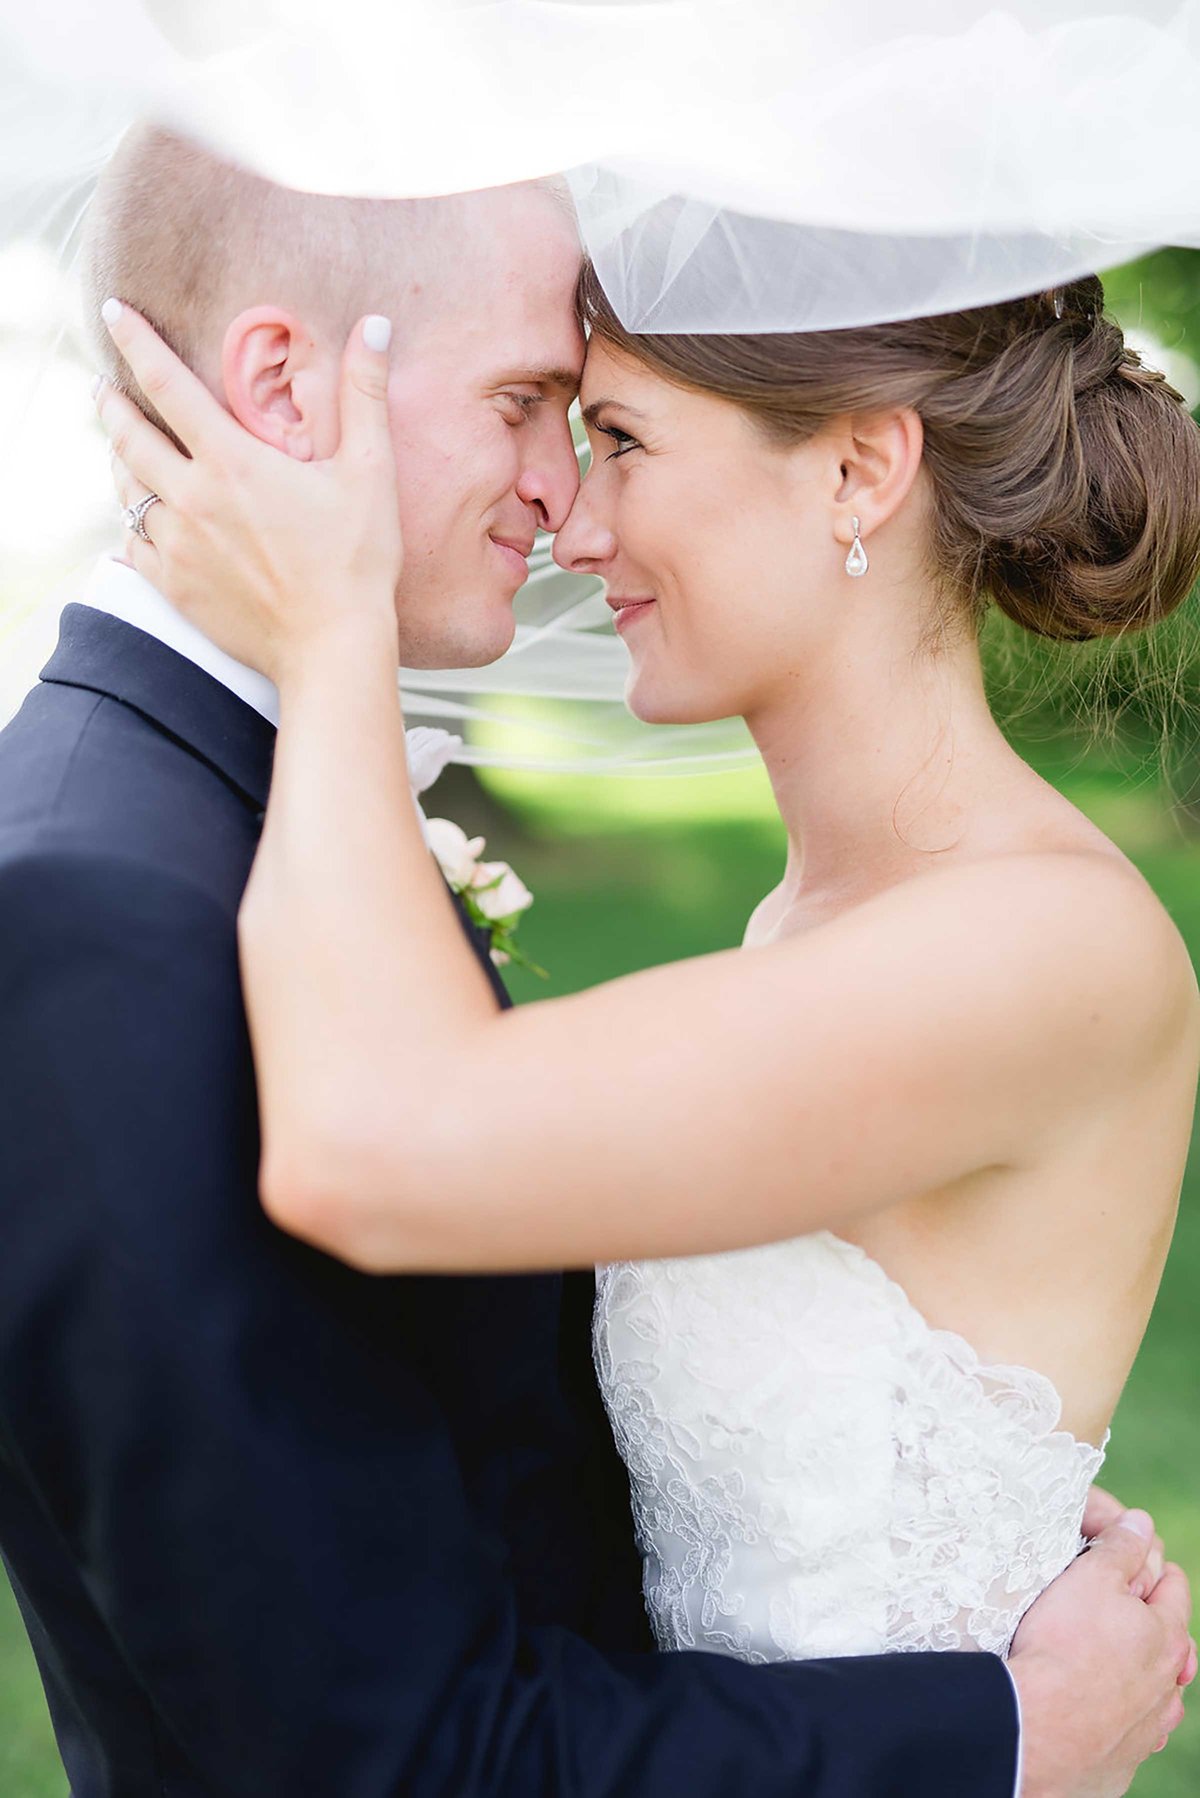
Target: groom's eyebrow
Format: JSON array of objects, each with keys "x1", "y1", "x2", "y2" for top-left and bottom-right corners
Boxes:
[{"x1": 520, "y1": 367, "x2": 581, "y2": 395}]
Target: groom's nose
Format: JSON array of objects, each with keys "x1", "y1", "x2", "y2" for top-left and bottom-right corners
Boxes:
[{"x1": 515, "y1": 424, "x2": 582, "y2": 534}]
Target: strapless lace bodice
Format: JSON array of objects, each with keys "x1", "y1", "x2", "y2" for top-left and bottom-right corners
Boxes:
[{"x1": 593, "y1": 1231, "x2": 1107, "y2": 1664}]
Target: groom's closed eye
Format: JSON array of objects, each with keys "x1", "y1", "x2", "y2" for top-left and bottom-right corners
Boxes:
[
  {"x1": 499, "y1": 393, "x2": 547, "y2": 422},
  {"x1": 495, "y1": 367, "x2": 580, "y2": 407}
]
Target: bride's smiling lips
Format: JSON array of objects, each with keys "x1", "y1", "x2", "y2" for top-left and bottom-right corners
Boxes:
[{"x1": 607, "y1": 595, "x2": 657, "y2": 633}]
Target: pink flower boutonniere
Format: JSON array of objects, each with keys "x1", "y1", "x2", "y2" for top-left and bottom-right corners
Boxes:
[
  {"x1": 424, "y1": 817, "x2": 546, "y2": 977},
  {"x1": 405, "y1": 726, "x2": 546, "y2": 979}
]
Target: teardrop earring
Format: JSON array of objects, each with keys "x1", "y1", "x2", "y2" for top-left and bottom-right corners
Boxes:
[{"x1": 844, "y1": 516, "x2": 869, "y2": 578}]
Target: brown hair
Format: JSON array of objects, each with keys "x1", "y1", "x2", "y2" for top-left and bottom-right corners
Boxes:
[{"x1": 578, "y1": 264, "x2": 1200, "y2": 644}]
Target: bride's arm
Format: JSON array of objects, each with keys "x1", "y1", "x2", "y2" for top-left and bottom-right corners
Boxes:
[
  {"x1": 251, "y1": 657, "x2": 1183, "y2": 1278},
  {"x1": 96, "y1": 307, "x2": 1189, "y2": 1275}
]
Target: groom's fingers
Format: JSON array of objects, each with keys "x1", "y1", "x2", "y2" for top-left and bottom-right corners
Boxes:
[
  {"x1": 1081, "y1": 1485, "x2": 1165, "y2": 1592},
  {"x1": 1138, "y1": 1536, "x2": 1167, "y2": 1600},
  {"x1": 1082, "y1": 1484, "x2": 1126, "y2": 1538},
  {"x1": 1129, "y1": 1529, "x2": 1167, "y2": 1601},
  {"x1": 95, "y1": 380, "x2": 191, "y2": 505},
  {"x1": 336, "y1": 315, "x2": 394, "y2": 470},
  {"x1": 1085, "y1": 1510, "x2": 1162, "y2": 1590},
  {"x1": 1146, "y1": 1564, "x2": 1194, "y2": 1636},
  {"x1": 99, "y1": 299, "x2": 239, "y2": 462}
]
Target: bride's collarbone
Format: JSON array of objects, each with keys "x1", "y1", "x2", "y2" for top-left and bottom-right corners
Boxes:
[
  {"x1": 741, "y1": 881, "x2": 859, "y2": 946},
  {"x1": 741, "y1": 881, "x2": 791, "y2": 948}
]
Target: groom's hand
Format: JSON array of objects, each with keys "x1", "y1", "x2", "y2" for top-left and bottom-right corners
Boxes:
[
  {"x1": 1081, "y1": 1485, "x2": 1166, "y2": 1601},
  {"x1": 1009, "y1": 1509, "x2": 1193, "y2": 1797}
]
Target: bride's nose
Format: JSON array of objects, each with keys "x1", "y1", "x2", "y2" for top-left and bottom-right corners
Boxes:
[{"x1": 551, "y1": 478, "x2": 619, "y2": 573}]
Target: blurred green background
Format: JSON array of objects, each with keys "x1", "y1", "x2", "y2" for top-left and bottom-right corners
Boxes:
[{"x1": 2, "y1": 250, "x2": 1199, "y2": 1794}]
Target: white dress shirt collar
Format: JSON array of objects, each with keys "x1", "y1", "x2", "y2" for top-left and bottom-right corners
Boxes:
[
  {"x1": 76, "y1": 556, "x2": 281, "y2": 728},
  {"x1": 72, "y1": 556, "x2": 463, "y2": 831}
]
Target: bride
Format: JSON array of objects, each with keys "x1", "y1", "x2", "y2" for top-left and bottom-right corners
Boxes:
[{"x1": 96, "y1": 259, "x2": 1200, "y2": 1667}]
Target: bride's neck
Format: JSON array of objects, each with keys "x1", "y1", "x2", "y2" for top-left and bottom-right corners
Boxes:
[{"x1": 744, "y1": 619, "x2": 1025, "y2": 912}]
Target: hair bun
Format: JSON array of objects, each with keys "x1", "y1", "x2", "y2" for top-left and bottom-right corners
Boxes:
[{"x1": 988, "y1": 329, "x2": 1200, "y2": 641}]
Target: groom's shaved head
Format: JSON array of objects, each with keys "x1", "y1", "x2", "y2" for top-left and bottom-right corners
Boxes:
[
  {"x1": 83, "y1": 124, "x2": 507, "y2": 437},
  {"x1": 83, "y1": 122, "x2": 585, "y2": 677}
]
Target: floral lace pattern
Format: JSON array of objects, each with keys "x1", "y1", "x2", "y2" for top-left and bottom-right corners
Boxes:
[{"x1": 593, "y1": 1231, "x2": 1107, "y2": 1664}]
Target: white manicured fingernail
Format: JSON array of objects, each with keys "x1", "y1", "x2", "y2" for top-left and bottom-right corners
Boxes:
[
  {"x1": 100, "y1": 298, "x2": 123, "y2": 328},
  {"x1": 90, "y1": 374, "x2": 104, "y2": 401},
  {"x1": 1119, "y1": 1510, "x2": 1155, "y2": 1539},
  {"x1": 363, "y1": 314, "x2": 392, "y2": 352}
]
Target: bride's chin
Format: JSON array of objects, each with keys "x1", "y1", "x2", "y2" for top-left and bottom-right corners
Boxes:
[{"x1": 624, "y1": 668, "x2": 723, "y2": 728}]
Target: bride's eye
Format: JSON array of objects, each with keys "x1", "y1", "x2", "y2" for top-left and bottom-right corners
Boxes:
[{"x1": 597, "y1": 424, "x2": 641, "y2": 461}]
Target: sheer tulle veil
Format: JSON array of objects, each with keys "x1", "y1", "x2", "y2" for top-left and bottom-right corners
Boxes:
[{"x1": 3, "y1": 0, "x2": 1199, "y2": 771}]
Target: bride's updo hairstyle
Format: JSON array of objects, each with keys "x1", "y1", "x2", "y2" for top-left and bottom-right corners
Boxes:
[{"x1": 577, "y1": 265, "x2": 1200, "y2": 643}]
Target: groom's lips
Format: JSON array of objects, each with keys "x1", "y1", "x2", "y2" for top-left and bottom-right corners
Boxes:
[{"x1": 490, "y1": 534, "x2": 534, "y2": 583}]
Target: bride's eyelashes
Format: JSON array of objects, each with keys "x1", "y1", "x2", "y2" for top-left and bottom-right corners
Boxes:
[{"x1": 594, "y1": 423, "x2": 642, "y2": 461}]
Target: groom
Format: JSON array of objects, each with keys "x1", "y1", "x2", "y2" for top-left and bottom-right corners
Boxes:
[{"x1": 0, "y1": 123, "x2": 1189, "y2": 1797}]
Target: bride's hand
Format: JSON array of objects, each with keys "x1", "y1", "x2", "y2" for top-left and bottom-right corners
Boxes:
[{"x1": 94, "y1": 305, "x2": 402, "y2": 685}]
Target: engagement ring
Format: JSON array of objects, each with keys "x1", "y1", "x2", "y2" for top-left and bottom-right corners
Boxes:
[{"x1": 123, "y1": 493, "x2": 162, "y2": 544}]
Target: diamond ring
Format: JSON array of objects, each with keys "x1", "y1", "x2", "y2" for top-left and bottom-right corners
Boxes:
[{"x1": 123, "y1": 492, "x2": 162, "y2": 545}]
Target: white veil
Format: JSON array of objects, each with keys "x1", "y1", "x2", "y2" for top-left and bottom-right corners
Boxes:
[{"x1": 2, "y1": 0, "x2": 1199, "y2": 771}]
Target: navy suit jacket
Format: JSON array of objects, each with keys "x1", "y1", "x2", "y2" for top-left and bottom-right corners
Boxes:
[{"x1": 0, "y1": 603, "x2": 1019, "y2": 1796}]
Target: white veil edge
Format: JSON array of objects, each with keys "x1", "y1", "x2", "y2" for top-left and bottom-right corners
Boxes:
[{"x1": 2, "y1": 0, "x2": 1198, "y2": 774}]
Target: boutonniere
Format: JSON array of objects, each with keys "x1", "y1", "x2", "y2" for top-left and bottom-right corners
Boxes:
[
  {"x1": 405, "y1": 725, "x2": 546, "y2": 978},
  {"x1": 424, "y1": 818, "x2": 546, "y2": 977}
]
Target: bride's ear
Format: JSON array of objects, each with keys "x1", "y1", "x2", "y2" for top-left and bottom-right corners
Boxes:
[
  {"x1": 220, "y1": 307, "x2": 337, "y2": 462},
  {"x1": 831, "y1": 407, "x2": 925, "y2": 549}
]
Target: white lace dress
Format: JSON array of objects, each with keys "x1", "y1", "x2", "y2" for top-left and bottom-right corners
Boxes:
[{"x1": 593, "y1": 1230, "x2": 1108, "y2": 1664}]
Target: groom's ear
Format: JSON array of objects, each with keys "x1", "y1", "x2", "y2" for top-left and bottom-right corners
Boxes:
[{"x1": 220, "y1": 307, "x2": 339, "y2": 462}]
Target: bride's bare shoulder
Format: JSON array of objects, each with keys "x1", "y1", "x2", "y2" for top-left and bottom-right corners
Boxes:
[
  {"x1": 964, "y1": 844, "x2": 1190, "y2": 963},
  {"x1": 745, "y1": 835, "x2": 1198, "y2": 1090},
  {"x1": 857, "y1": 844, "x2": 1199, "y2": 1059}
]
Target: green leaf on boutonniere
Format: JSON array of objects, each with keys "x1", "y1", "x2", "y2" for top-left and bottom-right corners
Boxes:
[{"x1": 426, "y1": 817, "x2": 547, "y2": 979}]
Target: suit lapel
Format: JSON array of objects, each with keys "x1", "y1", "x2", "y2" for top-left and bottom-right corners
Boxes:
[
  {"x1": 40, "y1": 603, "x2": 511, "y2": 1002},
  {"x1": 41, "y1": 604, "x2": 276, "y2": 814}
]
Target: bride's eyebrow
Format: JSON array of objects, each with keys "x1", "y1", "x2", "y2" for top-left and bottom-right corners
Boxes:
[{"x1": 582, "y1": 398, "x2": 648, "y2": 426}]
